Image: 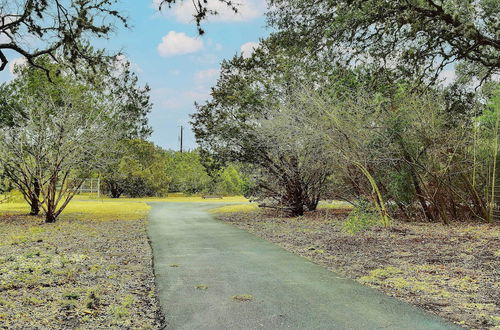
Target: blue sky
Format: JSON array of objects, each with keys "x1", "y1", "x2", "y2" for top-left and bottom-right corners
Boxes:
[{"x1": 0, "y1": 0, "x2": 270, "y2": 150}]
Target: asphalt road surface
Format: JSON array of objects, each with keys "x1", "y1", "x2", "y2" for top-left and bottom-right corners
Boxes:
[{"x1": 148, "y1": 202, "x2": 461, "y2": 330}]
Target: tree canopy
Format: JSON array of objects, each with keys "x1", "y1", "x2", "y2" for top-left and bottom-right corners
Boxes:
[
  {"x1": 268, "y1": 0, "x2": 500, "y2": 84},
  {"x1": 0, "y1": 0, "x2": 128, "y2": 77}
]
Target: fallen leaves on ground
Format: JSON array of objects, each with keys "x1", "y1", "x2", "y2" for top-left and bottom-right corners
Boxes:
[{"x1": 0, "y1": 214, "x2": 162, "y2": 329}]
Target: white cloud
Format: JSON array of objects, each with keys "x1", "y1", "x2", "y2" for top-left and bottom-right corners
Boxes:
[
  {"x1": 155, "y1": 0, "x2": 263, "y2": 23},
  {"x1": 9, "y1": 57, "x2": 27, "y2": 75},
  {"x1": 157, "y1": 31, "x2": 204, "y2": 57},
  {"x1": 151, "y1": 0, "x2": 162, "y2": 9},
  {"x1": 240, "y1": 41, "x2": 259, "y2": 58},
  {"x1": 194, "y1": 68, "x2": 220, "y2": 85}
]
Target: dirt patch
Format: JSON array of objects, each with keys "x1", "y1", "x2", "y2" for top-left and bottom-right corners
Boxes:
[
  {"x1": 0, "y1": 214, "x2": 162, "y2": 329},
  {"x1": 217, "y1": 209, "x2": 500, "y2": 329}
]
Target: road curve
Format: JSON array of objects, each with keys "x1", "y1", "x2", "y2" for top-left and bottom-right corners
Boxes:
[{"x1": 148, "y1": 202, "x2": 460, "y2": 330}]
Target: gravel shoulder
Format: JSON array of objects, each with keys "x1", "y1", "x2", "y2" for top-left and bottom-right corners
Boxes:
[
  {"x1": 216, "y1": 208, "x2": 500, "y2": 329},
  {"x1": 0, "y1": 213, "x2": 162, "y2": 329}
]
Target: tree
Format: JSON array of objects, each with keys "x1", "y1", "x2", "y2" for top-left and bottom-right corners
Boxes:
[
  {"x1": 0, "y1": 62, "x2": 121, "y2": 222},
  {"x1": 253, "y1": 95, "x2": 336, "y2": 215},
  {"x1": 0, "y1": 0, "x2": 127, "y2": 78},
  {"x1": 167, "y1": 150, "x2": 211, "y2": 194},
  {"x1": 476, "y1": 86, "x2": 500, "y2": 222},
  {"x1": 192, "y1": 42, "x2": 340, "y2": 215},
  {"x1": 214, "y1": 164, "x2": 246, "y2": 196},
  {"x1": 1, "y1": 53, "x2": 152, "y2": 209},
  {"x1": 296, "y1": 81, "x2": 498, "y2": 224},
  {"x1": 268, "y1": 0, "x2": 500, "y2": 84},
  {"x1": 102, "y1": 139, "x2": 170, "y2": 198},
  {"x1": 87, "y1": 55, "x2": 153, "y2": 139}
]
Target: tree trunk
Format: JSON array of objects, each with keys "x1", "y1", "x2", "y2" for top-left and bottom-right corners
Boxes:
[
  {"x1": 305, "y1": 197, "x2": 319, "y2": 211},
  {"x1": 29, "y1": 200, "x2": 40, "y2": 216},
  {"x1": 110, "y1": 188, "x2": 122, "y2": 198},
  {"x1": 288, "y1": 156, "x2": 305, "y2": 216},
  {"x1": 404, "y1": 161, "x2": 434, "y2": 222},
  {"x1": 289, "y1": 197, "x2": 304, "y2": 216},
  {"x1": 29, "y1": 178, "x2": 41, "y2": 216},
  {"x1": 106, "y1": 180, "x2": 123, "y2": 198},
  {"x1": 45, "y1": 211, "x2": 57, "y2": 223}
]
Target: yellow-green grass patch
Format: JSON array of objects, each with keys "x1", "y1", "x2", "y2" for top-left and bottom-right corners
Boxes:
[
  {"x1": 74, "y1": 192, "x2": 248, "y2": 203},
  {"x1": 209, "y1": 203, "x2": 258, "y2": 214},
  {"x1": 0, "y1": 200, "x2": 150, "y2": 221},
  {"x1": 318, "y1": 200, "x2": 353, "y2": 209}
]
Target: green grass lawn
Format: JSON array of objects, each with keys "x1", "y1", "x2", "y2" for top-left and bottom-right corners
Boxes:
[
  {"x1": 72, "y1": 192, "x2": 248, "y2": 203},
  {"x1": 0, "y1": 192, "x2": 249, "y2": 221}
]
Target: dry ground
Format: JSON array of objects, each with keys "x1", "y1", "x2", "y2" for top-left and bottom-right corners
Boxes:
[
  {"x1": 0, "y1": 200, "x2": 162, "y2": 329},
  {"x1": 215, "y1": 206, "x2": 500, "y2": 330}
]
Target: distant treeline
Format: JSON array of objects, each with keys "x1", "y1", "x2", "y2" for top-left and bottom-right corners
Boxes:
[{"x1": 100, "y1": 139, "x2": 249, "y2": 198}]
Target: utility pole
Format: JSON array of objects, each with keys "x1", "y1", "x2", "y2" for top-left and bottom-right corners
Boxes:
[{"x1": 179, "y1": 125, "x2": 183, "y2": 153}]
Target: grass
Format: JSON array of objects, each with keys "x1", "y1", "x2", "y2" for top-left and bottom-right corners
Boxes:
[
  {"x1": 75, "y1": 192, "x2": 248, "y2": 203},
  {"x1": 0, "y1": 192, "x2": 248, "y2": 221},
  {"x1": 0, "y1": 200, "x2": 150, "y2": 221},
  {"x1": 317, "y1": 200, "x2": 353, "y2": 209},
  {"x1": 0, "y1": 191, "x2": 250, "y2": 327},
  {"x1": 0, "y1": 196, "x2": 161, "y2": 328},
  {"x1": 209, "y1": 200, "x2": 352, "y2": 215},
  {"x1": 210, "y1": 203, "x2": 258, "y2": 214}
]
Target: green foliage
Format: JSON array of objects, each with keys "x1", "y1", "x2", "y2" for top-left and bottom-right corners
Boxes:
[
  {"x1": 103, "y1": 139, "x2": 171, "y2": 198},
  {"x1": 478, "y1": 86, "x2": 500, "y2": 129},
  {"x1": 268, "y1": 0, "x2": 500, "y2": 85},
  {"x1": 192, "y1": 38, "x2": 342, "y2": 215},
  {"x1": 167, "y1": 150, "x2": 211, "y2": 194},
  {"x1": 102, "y1": 147, "x2": 247, "y2": 198},
  {"x1": 0, "y1": 0, "x2": 127, "y2": 79},
  {"x1": 386, "y1": 169, "x2": 415, "y2": 206},
  {"x1": 343, "y1": 199, "x2": 381, "y2": 234},
  {"x1": 213, "y1": 164, "x2": 246, "y2": 196}
]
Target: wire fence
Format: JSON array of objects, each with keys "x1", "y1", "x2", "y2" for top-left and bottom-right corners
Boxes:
[{"x1": 75, "y1": 178, "x2": 101, "y2": 197}]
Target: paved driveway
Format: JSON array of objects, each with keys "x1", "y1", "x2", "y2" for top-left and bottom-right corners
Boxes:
[{"x1": 148, "y1": 202, "x2": 460, "y2": 330}]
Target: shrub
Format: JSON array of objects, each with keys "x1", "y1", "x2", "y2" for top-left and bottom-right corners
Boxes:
[{"x1": 343, "y1": 199, "x2": 381, "y2": 234}]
